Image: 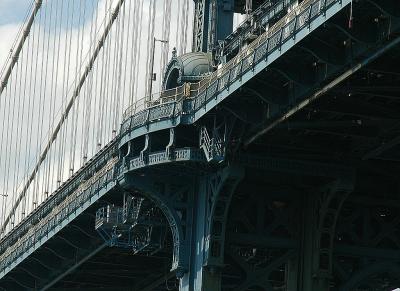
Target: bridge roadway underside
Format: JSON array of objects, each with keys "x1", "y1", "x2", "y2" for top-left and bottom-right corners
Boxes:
[
  {"x1": 1, "y1": 0, "x2": 400, "y2": 290},
  {"x1": 0, "y1": 184, "x2": 177, "y2": 291}
]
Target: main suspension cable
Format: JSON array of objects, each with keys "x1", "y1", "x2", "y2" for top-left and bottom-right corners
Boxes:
[
  {"x1": 1, "y1": 0, "x2": 128, "y2": 234},
  {"x1": 0, "y1": 0, "x2": 41, "y2": 96}
]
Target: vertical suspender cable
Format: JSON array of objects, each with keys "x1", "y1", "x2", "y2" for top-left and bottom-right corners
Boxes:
[
  {"x1": 47, "y1": 0, "x2": 63, "y2": 194},
  {"x1": 91, "y1": 0, "x2": 101, "y2": 157},
  {"x1": 122, "y1": 0, "x2": 133, "y2": 109},
  {"x1": 33, "y1": 0, "x2": 50, "y2": 207},
  {"x1": 40, "y1": 0, "x2": 54, "y2": 204},
  {"x1": 110, "y1": 5, "x2": 122, "y2": 138},
  {"x1": 0, "y1": 85, "x2": 11, "y2": 232},
  {"x1": 18, "y1": 18, "x2": 34, "y2": 221},
  {"x1": 82, "y1": 0, "x2": 99, "y2": 166},
  {"x1": 179, "y1": 0, "x2": 189, "y2": 55},
  {"x1": 10, "y1": 32, "x2": 27, "y2": 225},
  {"x1": 56, "y1": 0, "x2": 73, "y2": 187},
  {"x1": 160, "y1": 0, "x2": 172, "y2": 90},
  {"x1": 145, "y1": 0, "x2": 156, "y2": 99},
  {"x1": 100, "y1": 0, "x2": 113, "y2": 149},
  {"x1": 1, "y1": 0, "x2": 128, "y2": 234},
  {"x1": 23, "y1": 6, "x2": 42, "y2": 220},
  {"x1": 5, "y1": 59, "x2": 18, "y2": 227},
  {"x1": 131, "y1": 0, "x2": 142, "y2": 101},
  {"x1": 96, "y1": 0, "x2": 110, "y2": 152},
  {"x1": 114, "y1": 2, "x2": 126, "y2": 133},
  {"x1": 133, "y1": 0, "x2": 145, "y2": 101},
  {"x1": 175, "y1": 0, "x2": 182, "y2": 54},
  {"x1": 70, "y1": 0, "x2": 86, "y2": 176}
]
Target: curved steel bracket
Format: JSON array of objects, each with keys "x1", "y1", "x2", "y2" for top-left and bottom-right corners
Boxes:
[
  {"x1": 166, "y1": 128, "x2": 175, "y2": 160},
  {"x1": 327, "y1": 22, "x2": 377, "y2": 45},
  {"x1": 315, "y1": 177, "x2": 354, "y2": 282},
  {"x1": 366, "y1": 0, "x2": 400, "y2": 18},
  {"x1": 140, "y1": 134, "x2": 151, "y2": 164},
  {"x1": 119, "y1": 173, "x2": 191, "y2": 277},
  {"x1": 339, "y1": 261, "x2": 400, "y2": 291},
  {"x1": 205, "y1": 166, "x2": 244, "y2": 268},
  {"x1": 297, "y1": 44, "x2": 345, "y2": 67}
]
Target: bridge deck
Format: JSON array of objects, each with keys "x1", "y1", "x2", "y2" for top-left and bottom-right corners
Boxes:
[{"x1": 1, "y1": 0, "x2": 400, "y2": 289}]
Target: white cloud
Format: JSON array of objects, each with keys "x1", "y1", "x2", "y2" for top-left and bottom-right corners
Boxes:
[
  {"x1": 0, "y1": 0, "x2": 195, "y2": 233},
  {"x1": 0, "y1": 0, "x2": 29, "y2": 25},
  {"x1": 0, "y1": 24, "x2": 21, "y2": 70}
]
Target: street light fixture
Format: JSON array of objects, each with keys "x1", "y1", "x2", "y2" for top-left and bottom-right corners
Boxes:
[{"x1": 147, "y1": 37, "x2": 169, "y2": 102}]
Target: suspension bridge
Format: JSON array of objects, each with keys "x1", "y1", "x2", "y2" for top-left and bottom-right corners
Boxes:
[{"x1": 0, "y1": 0, "x2": 400, "y2": 290}]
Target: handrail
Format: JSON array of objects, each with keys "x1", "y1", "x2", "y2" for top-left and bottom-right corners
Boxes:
[
  {"x1": 0, "y1": 147, "x2": 206, "y2": 276},
  {"x1": 221, "y1": 0, "x2": 297, "y2": 57},
  {"x1": 200, "y1": 127, "x2": 212, "y2": 160},
  {"x1": 122, "y1": 0, "x2": 329, "y2": 124},
  {"x1": 123, "y1": 85, "x2": 186, "y2": 119},
  {"x1": 0, "y1": 138, "x2": 118, "y2": 254},
  {"x1": 0, "y1": 157, "x2": 118, "y2": 274},
  {"x1": 0, "y1": 0, "x2": 347, "y2": 278}
]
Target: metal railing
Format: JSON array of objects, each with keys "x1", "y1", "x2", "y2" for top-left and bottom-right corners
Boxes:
[
  {"x1": 200, "y1": 127, "x2": 225, "y2": 162},
  {"x1": 0, "y1": 157, "x2": 118, "y2": 275},
  {"x1": 120, "y1": 0, "x2": 343, "y2": 135},
  {"x1": 120, "y1": 147, "x2": 205, "y2": 174},
  {"x1": 195, "y1": 0, "x2": 331, "y2": 95},
  {"x1": 0, "y1": 139, "x2": 118, "y2": 257},
  {"x1": 0, "y1": 0, "x2": 346, "y2": 279},
  {"x1": 200, "y1": 127, "x2": 213, "y2": 161},
  {"x1": 95, "y1": 205, "x2": 124, "y2": 230},
  {"x1": 0, "y1": 146, "x2": 206, "y2": 277},
  {"x1": 221, "y1": 0, "x2": 297, "y2": 57},
  {"x1": 123, "y1": 85, "x2": 187, "y2": 120}
]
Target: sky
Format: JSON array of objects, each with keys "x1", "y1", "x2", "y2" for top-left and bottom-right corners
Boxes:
[
  {"x1": 0, "y1": 0, "x2": 400, "y2": 291},
  {"x1": 0, "y1": 0, "x2": 197, "y2": 232},
  {"x1": 0, "y1": 0, "x2": 28, "y2": 25},
  {"x1": 0, "y1": 0, "x2": 247, "y2": 233}
]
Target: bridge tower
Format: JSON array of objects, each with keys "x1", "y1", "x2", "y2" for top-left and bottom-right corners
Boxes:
[
  {"x1": 1, "y1": 1, "x2": 400, "y2": 290},
  {"x1": 192, "y1": 0, "x2": 235, "y2": 53}
]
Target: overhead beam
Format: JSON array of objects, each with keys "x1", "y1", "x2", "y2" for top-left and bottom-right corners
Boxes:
[
  {"x1": 335, "y1": 244, "x2": 400, "y2": 260},
  {"x1": 227, "y1": 233, "x2": 296, "y2": 249},
  {"x1": 363, "y1": 135, "x2": 400, "y2": 160},
  {"x1": 238, "y1": 154, "x2": 353, "y2": 178},
  {"x1": 40, "y1": 242, "x2": 107, "y2": 291},
  {"x1": 244, "y1": 35, "x2": 400, "y2": 147},
  {"x1": 139, "y1": 271, "x2": 176, "y2": 291}
]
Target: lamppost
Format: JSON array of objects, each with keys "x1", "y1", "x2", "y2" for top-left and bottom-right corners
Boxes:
[{"x1": 147, "y1": 37, "x2": 168, "y2": 102}]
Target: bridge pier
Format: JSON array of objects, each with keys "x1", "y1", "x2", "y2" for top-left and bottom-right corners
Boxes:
[
  {"x1": 179, "y1": 176, "x2": 221, "y2": 291},
  {"x1": 180, "y1": 166, "x2": 244, "y2": 291},
  {"x1": 299, "y1": 192, "x2": 331, "y2": 291},
  {"x1": 296, "y1": 179, "x2": 353, "y2": 291},
  {"x1": 117, "y1": 146, "x2": 361, "y2": 291}
]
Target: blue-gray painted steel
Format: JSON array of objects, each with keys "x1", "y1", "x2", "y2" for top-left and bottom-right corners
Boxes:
[{"x1": 0, "y1": 0, "x2": 352, "y2": 282}]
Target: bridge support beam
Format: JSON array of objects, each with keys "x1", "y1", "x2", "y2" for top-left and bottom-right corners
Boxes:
[
  {"x1": 297, "y1": 179, "x2": 354, "y2": 291},
  {"x1": 179, "y1": 178, "x2": 220, "y2": 291},
  {"x1": 299, "y1": 192, "x2": 329, "y2": 291},
  {"x1": 193, "y1": 0, "x2": 234, "y2": 54},
  {"x1": 180, "y1": 166, "x2": 244, "y2": 291},
  {"x1": 121, "y1": 165, "x2": 243, "y2": 290}
]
